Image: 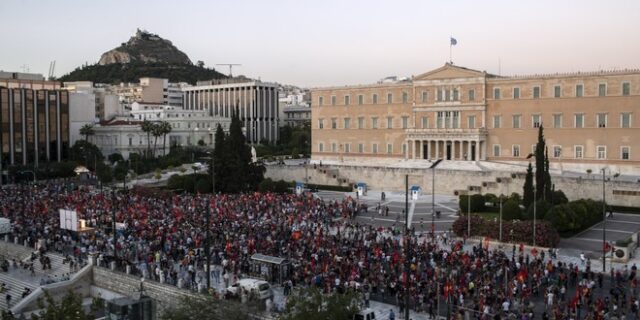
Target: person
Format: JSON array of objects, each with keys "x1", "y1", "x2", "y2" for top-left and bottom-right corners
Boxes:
[
  {"x1": 580, "y1": 252, "x2": 586, "y2": 265},
  {"x1": 389, "y1": 309, "x2": 395, "y2": 320},
  {"x1": 5, "y1": 293, "x2": 11, "y2": 308}
]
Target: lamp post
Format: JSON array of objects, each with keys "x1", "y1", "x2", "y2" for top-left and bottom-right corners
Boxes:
[
  {"x1": 602, "y1": 168, "x2": 607, "y2": 273},
  {"x1": 429, "y1": 159, "x2": 443, "y2": 243},
  {"x1": 205, "y1": 197, "x2": 211, "y2": 290},
  {"x1": 526, "y1": 153, "x2": 537, "y2": 247},
  {"x1": 404, "y1": 174, "x2": 410, "y2": 320}
]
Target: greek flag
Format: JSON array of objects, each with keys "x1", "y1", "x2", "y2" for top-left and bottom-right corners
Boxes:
[{"x1": 450, "y1": 37, "x2": 457, "y2": 46}]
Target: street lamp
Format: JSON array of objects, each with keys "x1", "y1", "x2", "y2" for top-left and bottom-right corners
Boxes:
[
  {"x1": 602, "y1": 168, "x2": 607, "y2": 272},
  {"x1": 526, "y1": 153, "x2": 538, "y2": 247},
  {"x1": 429, "y1": 159, "x2": 443, "y2": 242}
]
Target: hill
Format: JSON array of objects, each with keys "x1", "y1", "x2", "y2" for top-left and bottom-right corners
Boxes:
[
  {"x1": 58, "y1": 62, "x2": 226, "y2": 85},
  {"x1": 59, "y1": 29, "x2": 227, "y2": 84}
]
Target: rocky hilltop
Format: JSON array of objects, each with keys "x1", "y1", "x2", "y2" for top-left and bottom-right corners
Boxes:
[{"x1": 98, "y1": 29, "x2": 192, "y2": 65}]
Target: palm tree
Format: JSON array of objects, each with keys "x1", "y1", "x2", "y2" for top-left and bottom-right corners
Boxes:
[
  {"x1": 140, "y1": 121, "x2": 154, "y2": 158},
  {"x1": 79, "y1": 124, "x2": 95, "y2": 142},
  {"x1": 151, "y1": 122, "x2": 164, "y2": 158},
  {"x1": 159, "y1": 121, "x2": 172, "y2": 156}
]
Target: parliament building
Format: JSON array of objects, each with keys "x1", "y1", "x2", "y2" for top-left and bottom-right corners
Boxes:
[{"x1": 311, "y1": 64, "x2": 639, "y2": 172}]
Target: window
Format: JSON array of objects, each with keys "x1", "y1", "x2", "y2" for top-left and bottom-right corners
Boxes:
[
  {"x1": 452, "y1": 111, "x2": 459, "y2": 128},
  {"x1": 331, "y1": 118, "x2": 337, "y2": 129},
  {"x1": 343, "y1": 118, "x2": 350, "y2": 129},
  {"x1": 512, "y1": 145, "x2": 520, "y2": 157},
  {"x1": 421, "y1": 91, "x2": 428, "y2": 103},
  {"x1": 554, "y1": 85, "x2": 561, "y2": 98},
  {"x1": 358, "y1": 95, "x2": 363, "y2": 105},
  {"x1": 553, "y1": 146, "x2": 562, "y2": 158},
  {"x1": 621, "y1": 146, "x2": 630, "y2": 160},
  {"x1": 599, "y1": 83, "x2": 607, "y2": 96},
  {"x1": 372, "y1": 117, "x2": 378, "y2": 129},
  {"x1": 437, "y1": 90, "x2": 443, "y2": 101},
  {"x1": 358, "y1": 117, "x2": 364, "y2": 129},
  {"x1": 331, "y1": 143, "x2": 337, "y2": 152},
  {"x1": 402, "y1": 116, "x2": 409, "y2": 129},
  {"x1": 621, "y1": 113, "x2": 631, "y2": 128},
  {"x1": 372, "y1": 144, "x2": 378, "y2": 154},
  {"x1": 574, "y1": 114, "x2": 584, "y2": 128},
  {"x1": 622, "y1": 82, "x2": 630, "y2": 96},
  {"x1": 358, "y1": 143, "x2": 364, "y2": 153},
  {"x1": 402, "y1": 92, "x2": 408, "y2": 103},
  {"x1": 493, "y1": 145, "x2": 501, "y2": 157},
  {"x1": 318, "y1": 119, "x2": 324, "y2": 129},
  {"x1": 422, "y1": 116, "x2": 429, "y2": 129},
  {"x1": 318, "y1": 143, "x2": 324, "y2": 152},
  {"x1": 493, "y1": 115, "x2": 501, "y2": 128},
  {"x1": 437, "y1": 112, "x2": 443, "y2": 128},
  {"x1": 331, "y1": 96, "x2": 336, "y2": 106},
  {"x1": 553, "y1": 114, "x2": 562, "y2": 128},
  {"x1": 387, "y1": 116, "x2": 393, "y2": 129},
  {"x1": 493, "y1": 88, "x2": 501, "y2": 99},
  {"x1": 468, "y1": 89, "x2": 475, "y2": 101},
  {"x1": 513, "y1": 87, "x2": 520, "y2": 99},
  {"x1": 445, "y1": 89, "x2": 451, "y2": 101},
  {"x1": 318, "y1": 96, "x2": 324, "y2": 106},
  {"x1": 402, "y1": 144, "x2": 407, "y2": 156},
  {"x1": 128, "y1": 137, "x2": 132, "y2": 146},
  {"x1": 468, "y1": 116, "x2": 476, "y2": 129},
  {"x1": 344, "y1": 144, "x2": 350, "y2": 153},
  {"x1": 532, "y1": 115, "x2": 541, "y2": 128},
  {"x1": 453, "y1": 89, "x2": 459, "y2": 101},
  {"x1": 512, "y1": 115, "x2": 521, "y2": 129},
  {"x1": 387, "y1": 93, "x2": 393, "y2": 104},
  {"x1": 344, "y1": 95, "x2": 350, "y2": 106},
  {"x1": 574, "y1": 145, "x2": 583, "y2": 158},
  {"x1": 533, "y1": 86, "x2": 541, "y2": 99},
  {"x1": 372, "y1": 94, "x2": 378, "y2": 104},
  {"x1": 597, "y1": 145, "x2": 606, "y2": 159},
  {"x1": 597, "y1": 113, "x2": 607, "y2": 128},
  {"x1": 387, "y1": 143, "x2": 393, "y2": 154},
  {"x1": 576, "y1": 84, "x2": 583, "y2": 97}
]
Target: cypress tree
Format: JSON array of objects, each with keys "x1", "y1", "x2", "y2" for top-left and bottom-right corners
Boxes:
[
  {"x1": 213, "y1": 123, "x2": 226, "y2": 192},
  {"x1": 523, "y1": 162, "x2": 535, "y2": 208},
  {"x1": 226, "y1": 110, "x2": 251, "y2": 192},
  {"x1": 544, "y1": 147, "x2": 552, "y2": 201},
  {"x1": 534, "y1": 125, "x2": 546, "y2": 200}
]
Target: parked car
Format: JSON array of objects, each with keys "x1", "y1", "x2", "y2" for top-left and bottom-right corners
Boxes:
[{"x1": 226, "y1": 278, "x2": 273, "y2": 300}]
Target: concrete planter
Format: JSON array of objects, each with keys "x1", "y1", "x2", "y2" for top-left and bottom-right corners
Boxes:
[{"x1": 612, "y1": 241, "x2": 637, "y2": 263}]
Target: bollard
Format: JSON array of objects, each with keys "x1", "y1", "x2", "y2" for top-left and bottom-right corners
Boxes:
[
  {"x1": 160, "y1": 273, "x2": 165, "y2": 284},
  {"x1": 4, "y1": 235, "x2": 8, "y2": 242},
  {"x1": 14, "y1": 237, "x2": 19, "y2": 245},
  {"x1": 198, "y1": 283, "x2": 206, "y2": 293},
  {"x1": 126, "y1": 265, "x2": 131, "y2": 274},
  {"x1": 24, "y1": 240, "x2": 28, "y2": 247},
  {"x1": 110, "y1": 261, "x2": 116, "y2": 271},
  {"x1": 177, "y1": 278, "x2": 184, "y2": 289}
]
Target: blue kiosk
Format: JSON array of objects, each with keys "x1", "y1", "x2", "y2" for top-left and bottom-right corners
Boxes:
[{"x1": 410, "y1": 185, "x2": 421, "y2": 200}]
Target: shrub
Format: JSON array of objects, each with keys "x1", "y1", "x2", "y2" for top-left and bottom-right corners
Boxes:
[
  {"x1": 459, "y1": 194, "x2": 486, "y2": 213},
  {"x1": 452, "y1": 215, "x2": 560, "y2": 247},
  {"x1": 502, "y1": 199, "x2": 522, "y2": 220},
  {"x1": 551, "y1": 190, "x2": 569, "y2": 205},
  {"x1": 525, "y1": 200, "x2": 552, "y2": 220},
  {"x1": 195, "y1": 178, "x2": 212, "y2": 193},
  {"x1": 545, "y1": 203, "x2": 576, "y2": 233},
  {"x1": 484, "y1": 193, "x2": 498, "y2": 207},
  {"x1": 273, "y1": 180, "x2": 292, "y2": 193},
  {"x1": 167, "y1": 174, "x2": 183, "y2": 190},
  {"x1": 108, "y1": 153, "x2": 124, "y2": 164},
  {"x1": 259, "y1": 178, "x2": 275, "y2": 192}
]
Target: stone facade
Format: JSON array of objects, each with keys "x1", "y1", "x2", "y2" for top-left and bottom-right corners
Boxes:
[
  {"x1": 311, "y1": 64, "x2": 640, "y2": 171},
  {"x1": 265, "y1": 164, "x2": 640, "y2": 207}
]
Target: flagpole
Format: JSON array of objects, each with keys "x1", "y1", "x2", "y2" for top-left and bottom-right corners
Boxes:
[{"x1": 449, "y1": 36, "x2": 452, "y2": 64}]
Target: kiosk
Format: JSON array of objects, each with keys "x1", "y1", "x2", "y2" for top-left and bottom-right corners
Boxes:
[
  {"x1": 356, "y1": 182, "x2": 367, "y2": 197},
  {"x1": 410, "y1": 185, "x2": 421, "y2": 200}
]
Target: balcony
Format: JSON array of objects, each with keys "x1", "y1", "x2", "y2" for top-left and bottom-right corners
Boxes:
[{"x1": 405, "y1": 127, "x2": 488, "y2": 140}]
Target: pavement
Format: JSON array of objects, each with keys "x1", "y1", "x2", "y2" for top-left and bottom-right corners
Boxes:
[{"x1": 559, "y1": 212, "x2": 640, "y2": 255}]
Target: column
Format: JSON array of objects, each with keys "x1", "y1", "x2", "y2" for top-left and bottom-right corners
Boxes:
[
  {"x1": 467, "y1": 141, "x2": 472, "y2": 161},
  {"x1": 419, "y1": 140, "x2": 423, "y2": 160},
  {"x1": 435, "y1": 140, "x2": 440, "y2": 160},
  {"x1": 475, "y1": 141, "x2": 481, "y2": 161}
]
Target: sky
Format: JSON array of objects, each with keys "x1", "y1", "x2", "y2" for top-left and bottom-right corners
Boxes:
[{"x1": 1, "y1": 0, "x2": 639, "y2": 87}]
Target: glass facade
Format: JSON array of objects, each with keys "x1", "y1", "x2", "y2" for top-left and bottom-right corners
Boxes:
[
  {"x1": 49, "y1": 92, "x2": 58, "y2": 161},
  {"x1": 60, "y1": 91, "x2": 69, "y2": 159},
  {"x1": 25, "y1": 89, "x2": 35, "y2": 163},
  {"x1": 1, "y1": 89, "x2": 9, "y2": 167},
  {"x1": 37, "y1": 91, "x2": 47, "y2": 162}
]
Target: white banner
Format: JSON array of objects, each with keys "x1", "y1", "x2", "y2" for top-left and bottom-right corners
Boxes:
[{"x1": 59, "y1": 209, "x2": 78, "y2": 231}]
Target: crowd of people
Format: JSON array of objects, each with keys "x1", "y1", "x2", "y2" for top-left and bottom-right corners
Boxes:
[{"x1": 1, "y1": 182, "x2": 639, "y2": 319}]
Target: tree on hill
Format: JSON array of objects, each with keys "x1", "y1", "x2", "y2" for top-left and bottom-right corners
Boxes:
[{"x1": 58, "y1": 62, "x2": 226, "y2": 85}]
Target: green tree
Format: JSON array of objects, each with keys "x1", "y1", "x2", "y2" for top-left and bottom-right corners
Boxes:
[
  {"x1": 212, "y1": 124, "x2": 227, "y2": 193},
  {"x1": 281, "y1": 286, "x2": 361, "y2": 320},
  {"x1": 502, "y1": 198, "x2": 522, "y2": 220},
  {"x1": 96, "y1": 162, "x2": 113, "y2": 184},
  {"x1": 159, "y1": 121, "x2": 173, "y2": 156},
  {"x1": 544, "y1": 147, "x2": 552, "y2": 201},
  {"x1": 195, "y1": 177, "x2": 212, "y2": 193},
  {"x1": 534, "y1": 125, "x2": 550, "y2": 201},
  {"x1": 79, "y1": 124, "x2": 94, "y2": 141},
  {"x1": 151, "y1": 122, "x2": 164, "y2": 157},
  {"x1": 30, "y1": 290, "x2": 93, "y2": 320},
  {"x1": 525, "y1": 199, "x2": 552, "y2": 220},
  {"x1": 161, "y1": 296, "x2": 251, "y2": 320},
  {"x1": 523, "y1": 162, "x2": 534, "y2": 208},
  {"x1": 140, "y1": 120, "x2": 155, "y2": 158},
  {"x1": 69, "y1": 140, "x2": 104, "y2": 171}
]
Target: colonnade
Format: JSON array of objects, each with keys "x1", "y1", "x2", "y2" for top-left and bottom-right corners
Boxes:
[{"x1": 406, "y1": 139, "x2": 484, "y2": 161}]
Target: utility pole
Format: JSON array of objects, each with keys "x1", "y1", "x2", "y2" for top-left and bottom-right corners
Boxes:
[
  {"x1": 404, "y1": 174, "x2": 410, "y2": 320},
  {"x1": 215, "y1": 64, "x2": 242, "y2": 78},
  {"x1": 205, "y1": 197, "x2": 211, "y2": 290},
  {"x1": 602, "y1": 168, "x2": 607, "y2": 273}
]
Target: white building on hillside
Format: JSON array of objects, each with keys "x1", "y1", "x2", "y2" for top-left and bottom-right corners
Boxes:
[{"x1": 92, "y1": 102, "x2": 230, "y2": 159}]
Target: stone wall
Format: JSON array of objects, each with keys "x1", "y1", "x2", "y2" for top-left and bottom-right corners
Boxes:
[
  {"x1": 265, "y1": 164, "x2": 640, "y2": 207},
  {"x1": 92, "y1": 267, "x2": 198, "y2": 313}
]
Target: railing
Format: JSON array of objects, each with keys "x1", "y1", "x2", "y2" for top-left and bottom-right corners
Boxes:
[{"x1": 405, "y1": 128, "x2": 488, "y2": 135}]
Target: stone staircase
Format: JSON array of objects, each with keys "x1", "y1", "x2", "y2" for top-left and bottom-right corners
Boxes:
[{"x1": 0, "y1": 272, "x2": 37, "y2": 311}]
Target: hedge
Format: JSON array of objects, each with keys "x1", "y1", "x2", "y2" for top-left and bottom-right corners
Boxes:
[
  {"x1": 459, "y1": 194, "x2": 486, "y2": 213},
  {"x1": 452, "y1": 214, "x2": 560, "y2": 248}
]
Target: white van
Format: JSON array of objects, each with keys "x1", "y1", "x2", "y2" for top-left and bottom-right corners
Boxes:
[
  {"x1": 353, "y1": 309, "x2": 376, "y2": 320},
  {"x1": 226, "y1": 278, "x2": 273, "y2": 300}
]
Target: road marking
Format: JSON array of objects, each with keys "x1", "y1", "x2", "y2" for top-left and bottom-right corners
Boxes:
[
  {"x1": 588, "y1": 228, "x2": 634, "y2": 234},
  {"x1": 355, "y1": 216, "x2": 455, "y2": 224},
  {"x1": 436, "y1": 203, "x2": 457, "y2": 212},
  {"x1": 605, "y1": 220, "x2": 640, "y2": 225},
  {"x1": 571, "y1": 238, "x2": 608, "y2": 243}
]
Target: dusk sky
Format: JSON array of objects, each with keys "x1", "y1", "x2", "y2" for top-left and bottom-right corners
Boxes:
[{"x1": 1, "y1": 0, "x2": 639, "y2": 87}]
